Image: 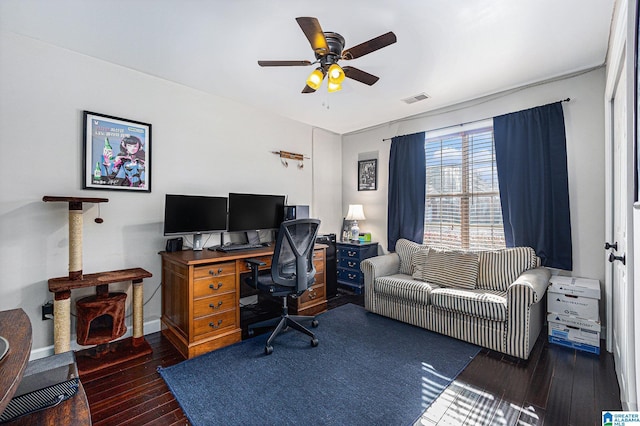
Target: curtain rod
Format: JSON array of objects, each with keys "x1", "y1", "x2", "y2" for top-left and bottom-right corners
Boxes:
[{"x1": 381, "y1": 98, "x2": 571, "y2": 142}]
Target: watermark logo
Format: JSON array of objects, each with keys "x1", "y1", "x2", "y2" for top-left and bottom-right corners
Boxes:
[{"x1": 603, "y1": 411, "x2": 640, "y2": 425}]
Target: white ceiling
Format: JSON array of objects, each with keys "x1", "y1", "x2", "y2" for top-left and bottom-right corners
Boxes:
[{"x1": 0, "y1": 0, "x2": 615, "y2": 134}]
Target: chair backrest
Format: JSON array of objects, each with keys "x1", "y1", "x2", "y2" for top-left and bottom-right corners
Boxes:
[{"x1": 271, "y1": 218, "x2": 321, "y2": 294}]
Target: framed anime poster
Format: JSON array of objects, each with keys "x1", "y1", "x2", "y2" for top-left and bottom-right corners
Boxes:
[
  {"x1": 358, "y1": 159, "x2": 377, "y2": 191},
  {"x1": 83, "y1": 111, "x2": 151, "y2": 192}
]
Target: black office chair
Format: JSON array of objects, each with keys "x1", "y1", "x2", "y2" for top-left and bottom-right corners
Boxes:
[{"x1": 245, "y1": 218, "x2": 321, "y2": 355}]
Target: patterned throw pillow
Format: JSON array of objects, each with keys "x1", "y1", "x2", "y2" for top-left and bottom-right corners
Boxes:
[
  {"x1": 477, "y1": 247, "x2": 537, "y2": 291},
  {"x1": 395, "y1": 238, "x2": 427, "y2": 275},
  {"x1": 420, "y1": 248, "x2": 479, "y2": 289}
]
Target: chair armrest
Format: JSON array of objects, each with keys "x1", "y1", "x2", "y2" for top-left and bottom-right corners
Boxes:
[
  {"x1": 245, "y1": 258, "x2": 267, "y2": 288},
  {"x1": 507, "y1": 267, "x2": 551, "y2": 305}
]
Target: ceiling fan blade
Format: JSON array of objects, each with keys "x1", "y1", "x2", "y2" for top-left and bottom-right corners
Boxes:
[
  {"x1": 296, "y1": 17, "x2": 329, "y2": 54},
  {"x1": 302, "y1": 84, "x2": 316, "y2": 94},
  {"x1": 342, "y1": 31, "x2": 397, "y2": 60},
  {"x1": 343, "y1": 66, "x2": 380, "y2": 86},
  {"x1": 258, "y1": 60, "x2": 312, "y2": 67}
]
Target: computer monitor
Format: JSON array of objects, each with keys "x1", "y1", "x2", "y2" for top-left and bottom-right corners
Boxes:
[
  {"x1": 227, "y1": 193, "x2": 285, "y2": 244},
  {"x1": 163, "y1": 194, "x2": 228, "y2": 251}
]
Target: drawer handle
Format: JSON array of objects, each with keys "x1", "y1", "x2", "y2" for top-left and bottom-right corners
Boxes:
[
  {"x1": 209, "y1": 301, "x2": 223, "y2": 309},
  {"x1": 209, "y1": 320, "x2": 223, "y2": 329},
  {"x1": 308, "y1": 290, "x2": 316, "y2": 299},
  {"x1": 209, "y1": 268, "x2": 223, "y2": 276},
  {"x1": 209, "y1": 283, "x2": 223, "y2": 290},
  {"x1": 347, "y1": 251, "x2": 357, "y2": 257},
  {"x1": 348, "y1": 273, "x2": 357, "y2": 279},
  {"x1": 347, "y1": 261, "x2": 357, "y2": 267}
]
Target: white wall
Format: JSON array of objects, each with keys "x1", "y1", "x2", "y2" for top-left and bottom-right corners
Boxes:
[
  {"x1": 342, "y1": 68, "x2": 606, "y2": 284},
  {"x1": 0, "y1": 31, "x2": 342, "y2": 352}
]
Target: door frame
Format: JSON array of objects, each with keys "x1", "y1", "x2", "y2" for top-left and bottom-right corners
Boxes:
[{"x1": 604, "y1": 0, "x2": 638, "y2": 410}]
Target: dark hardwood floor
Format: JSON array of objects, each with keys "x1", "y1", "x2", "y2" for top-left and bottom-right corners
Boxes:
[{"x1": 80, "y1": 290, "x2": 621, "y2": 425}]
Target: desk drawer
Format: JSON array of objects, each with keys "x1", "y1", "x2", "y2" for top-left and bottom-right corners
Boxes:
[
  {"x1": 194, "y1": 261, "x2": 236, "y2": 279},
  {"x1": 193, "y1": 274, "x2": 236, "y2": 299},
  {"x1": 193, "y1": 309, "x2": 237, "y2": 338},
  {"x1": 297, "y1": 283, "x2": 326, "y2": 305},
  {"x1": 193, "y1": 292, "x2": 236, "y2": 318}
]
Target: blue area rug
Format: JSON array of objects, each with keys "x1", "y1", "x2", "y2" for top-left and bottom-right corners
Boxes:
[{"x1": 158, "y1": 304, "x2": 480, "y2": 426}]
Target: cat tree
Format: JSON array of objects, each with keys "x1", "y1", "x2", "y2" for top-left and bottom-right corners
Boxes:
[{"x1": 43, "y1": 196, "x2": 152, "y2": 373}]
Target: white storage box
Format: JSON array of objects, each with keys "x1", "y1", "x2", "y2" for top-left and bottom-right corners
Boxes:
[
  {"x1": 547, "y1": 292, "x2": 599, "y2": 320},
  {"x1": 547, "y1": 312, "x2": 600, "y2": 333},
  {"x1": 548, "y1": 321, "x2": 600, "y2": 346},
  {"x1": 548, "y1": 276, "x2": 600, "y2": 299}
]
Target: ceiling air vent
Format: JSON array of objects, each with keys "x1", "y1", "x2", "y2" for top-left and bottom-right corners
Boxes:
[{"x1": 402, "y1": 92, "x2": 430, "y2": 104}]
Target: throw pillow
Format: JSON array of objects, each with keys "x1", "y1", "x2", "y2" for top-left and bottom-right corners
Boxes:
[
  {"x1": 422, "y1": 248, "x2": 479, "y2": 289},
  {"x1": 477, "y1": 247, "x2": 537, "y2": 291},
  {"x1": 395, "y1": 238, "x2": 427, "y2": 275},
  {"x1": 411, "y1": 248, "x2": 430, "y2": 281}
]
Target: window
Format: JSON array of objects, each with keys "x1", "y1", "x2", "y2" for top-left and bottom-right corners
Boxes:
[{"x1": 424, "y1": 125, "x2": 505, "y2": 250}]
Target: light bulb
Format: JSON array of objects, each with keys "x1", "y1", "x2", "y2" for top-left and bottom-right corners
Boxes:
[
  {"x1": 327, "y1": 81, "x2": 342, "y2": 93},
  {"x1": 328, "y1": 64, "x2": 345, "y2": 84},
  {"x1": 306, "y1": 68, "x2": 325, "y2": 90}
]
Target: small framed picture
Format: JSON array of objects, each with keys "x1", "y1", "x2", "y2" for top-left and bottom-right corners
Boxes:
[
  {"x1": 358, "y1": 159, "x2": 377, "y2": 191},
  {"x1": 83, "y1": 111, "x2": 151, "y2": 192}
]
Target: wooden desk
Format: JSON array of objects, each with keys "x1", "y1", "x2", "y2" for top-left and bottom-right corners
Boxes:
[
  {"x1": 160, "y1": 245, "x2": 327, "y2": 359},
  {"x1": 0, "y1": 309, "x2": 91, "y2": 425}
]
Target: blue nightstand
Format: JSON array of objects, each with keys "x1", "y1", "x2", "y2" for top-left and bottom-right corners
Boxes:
[{"x1": 336, "y1": 241, "x2": 378, "y2": 294}]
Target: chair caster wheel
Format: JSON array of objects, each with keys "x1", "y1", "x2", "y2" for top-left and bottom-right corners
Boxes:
[
  {"x1": 311, "y1": 338, "x2": 319, "y2": 347},
  {"x1": 311, "y1": 320, "x2": 319, "y2": 328},
  {"x1": 265, "y1": 345, "x2": 273, "y2": 355}
]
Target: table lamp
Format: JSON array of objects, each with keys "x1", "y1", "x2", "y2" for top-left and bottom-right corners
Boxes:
[{"x1": 345, "y1": 204, "x2": 366, "y2": 241}]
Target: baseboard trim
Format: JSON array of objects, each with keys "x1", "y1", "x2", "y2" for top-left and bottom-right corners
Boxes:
[{"x1": 30, "y1": 318, "x2": 162, "y2": 361}]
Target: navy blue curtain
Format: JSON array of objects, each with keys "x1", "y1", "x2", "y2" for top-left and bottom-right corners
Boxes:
[
  {"x1": 493, "y1": 102, "x2": 572, "y2": 270},
  {"x1": 387, "y1": 132, "x2": 426, "y2": 251}
]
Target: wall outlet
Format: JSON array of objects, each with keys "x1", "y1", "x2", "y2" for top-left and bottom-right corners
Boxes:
[{"x1": 42, "y1": 301, "x2": 53, "y2": 320}]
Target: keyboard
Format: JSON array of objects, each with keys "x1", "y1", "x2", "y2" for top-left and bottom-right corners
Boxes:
[{"x1": 212, "y1": 243, "x2": 266, "y2": 253}]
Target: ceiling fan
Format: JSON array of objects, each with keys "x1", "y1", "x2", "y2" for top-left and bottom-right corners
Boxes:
[{"x1": 258, "y1": 17, "x2": 397, "y2": 93}]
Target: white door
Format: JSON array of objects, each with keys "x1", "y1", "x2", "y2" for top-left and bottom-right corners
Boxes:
[{"x1": 609, "y1": 61, "x2": 637, "y2": 409}]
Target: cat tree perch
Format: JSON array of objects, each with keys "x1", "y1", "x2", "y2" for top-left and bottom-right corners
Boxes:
[{"x1": 43, "y1": 196, "x2": 152, "y2": 373}]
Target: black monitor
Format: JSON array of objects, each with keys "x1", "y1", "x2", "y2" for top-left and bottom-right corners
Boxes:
[
  {"x1": 163, "y1": 194, "x2": 228, "y2": 251},
  {"x1": 227, "y1": 193, "x2": 285, "y2": 244}
]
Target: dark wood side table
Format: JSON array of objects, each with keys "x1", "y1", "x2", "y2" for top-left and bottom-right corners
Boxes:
[{"x1": 0, "y1": 309, "x2": 91, "y2": 425}]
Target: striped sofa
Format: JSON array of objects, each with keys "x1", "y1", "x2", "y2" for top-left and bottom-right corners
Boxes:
[{"x1": 361, "y1": 239, "x2": 551, "y2": 359}]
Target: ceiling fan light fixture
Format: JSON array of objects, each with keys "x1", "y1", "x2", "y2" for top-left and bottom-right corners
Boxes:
[
  {"x1": 306, "y1": 67, "x2": 325, "y2": 91},
  {"x1": 327, "y1": 80, "x2": 342, "y2": 93},
  {"x1": 328, "y1": 63, "x2": 345, "y2": 84}
]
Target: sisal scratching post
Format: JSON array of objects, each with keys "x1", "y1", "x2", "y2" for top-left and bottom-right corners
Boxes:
[
  {"x1": 68, "y1": 208, "x2": 83, "y2": 280},
  {"x1": 53, "y1": 297, "x2": 71, "y2": 354},
  {"x1": 132, "y1": 282, "x2": 144, "y2": 340}
]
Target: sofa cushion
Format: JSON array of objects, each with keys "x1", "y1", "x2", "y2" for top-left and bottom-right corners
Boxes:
[
  {"x1": 374, "y1": 274, "x2": 440, "y2": 305},
  {"x1": 395, "y1": 238, "x2": 427, "y2": 275},
  {"x1": 431, "y1": 288, "x2": 507, "y2": 321},
  {"x1": 477, "y1": 247, "x2": 538, "y2": 291},
  {"x1": 415, "y1": 248, "x2": 479, "y2": 289}
]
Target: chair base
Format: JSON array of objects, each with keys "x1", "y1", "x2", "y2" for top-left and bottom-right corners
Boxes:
[{"x1": 248, "y1": 310, "x2": 318, "y2": 355}]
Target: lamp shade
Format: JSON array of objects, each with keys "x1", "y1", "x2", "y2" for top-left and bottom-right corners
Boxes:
[
  {"x1": 306, "y1": 68, "x2": 325, "y2": 90},
  {"x1": 345, "y1": 204, "x2": 366, "y2": 221}
]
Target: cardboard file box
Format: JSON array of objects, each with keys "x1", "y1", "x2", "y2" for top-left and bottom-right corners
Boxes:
[
  {"x1": 547, "y1": 292, "x2": 599, "y2": 320},
  {"x1": 548, "y1": 335, "x2": 600, "y2": 355},
  {"x1": 548, "y1": 321, "x2": 600, "y2": 347},
  {"x1": 0, "y1": 351, "x2": 79, "y2": 422},
  {"x1": 549, "y1": 276, "x2": 601, "y2": 299},
  {"x1": 547, "y1": 312, "x2": 601, "y2": 333}
]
